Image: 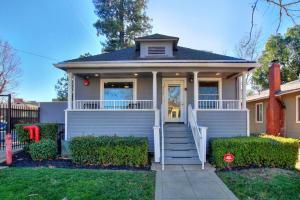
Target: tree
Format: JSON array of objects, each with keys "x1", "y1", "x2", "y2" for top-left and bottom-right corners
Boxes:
[
  {"x1": 79, "y1": 52, "x2": 92, "y2": 58},
  {"x1": 252, "y1": 25, "x2": 300, "y2": 90},
  {"x1": 54, "y1": 74, "x2": 68, "y2": 101},
  {"x1": 0, "y1": 40, "x2": 21, "y2": 94},
  {"x1": 245, "y1": 0, "x2": 300, "y2": 46},
  {"x1": 93, "y1": 0, "x2": 152, "y2": 52}
]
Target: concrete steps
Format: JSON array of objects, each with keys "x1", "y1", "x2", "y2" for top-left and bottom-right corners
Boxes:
[{"x1": 163, "y1": 123, "x2": 201, "y2": 165}]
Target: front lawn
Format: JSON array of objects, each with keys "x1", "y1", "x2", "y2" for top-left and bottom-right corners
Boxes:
[
  {"x1": 0, "y1": 168, "x2": 155, "y2": 200},
  {"x1": 217, "y1": 168, "x2": 300, "y2": 200}
]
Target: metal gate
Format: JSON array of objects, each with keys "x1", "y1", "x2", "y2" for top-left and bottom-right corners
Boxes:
[{"x1": 0, "y1": 94, "x2": 40, "y2": 150}]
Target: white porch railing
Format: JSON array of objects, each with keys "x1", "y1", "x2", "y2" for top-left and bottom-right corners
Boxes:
[
  {"x1": 160, "y1": 104, "x2": 165, "y2": 170},
  {"x1": 198, "y1": 100, "x2": 241, "y2": 110},
  {"x1": 188, "y1": 104, "x2": 207, "y2": 169},
  {"x1": 74, "y1": 100, "x2": 153, "y2": 110}
]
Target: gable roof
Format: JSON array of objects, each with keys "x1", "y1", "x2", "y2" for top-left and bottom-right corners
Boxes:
[
  {"x1": 135, "y1": 33, "x2": 179, "y2": 41},
  {"x1": 64, "y1": 46, "x2": 253, "y2": 63},
  {"x1": 247, "y1": 80, "x2": 300, "y2": 102}
]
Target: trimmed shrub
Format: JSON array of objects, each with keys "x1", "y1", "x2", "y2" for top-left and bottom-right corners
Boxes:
[
  {"x1": 69, "y1": 136, "x2": 148, "y2": 167},
  {"x1": 29, "y1": 139, "x2": 57, "y2": 160},
  {"x1": 210, "y1": 135, "x2": 300, "y2": 169},
  {"x1": 15, "y1": 123, "x2": 58, "y2": 143}
]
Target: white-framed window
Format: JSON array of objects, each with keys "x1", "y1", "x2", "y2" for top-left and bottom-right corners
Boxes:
[
  {"x1": 296, "y1": 95, "x2": 300, "y2": 123},
  {"x1": 198, "y1": 78, "x2": 222, "y2": 100},
  {"x1": 255, "y1": 103, "x2": 263, "y2": 123},
  {"x1": 100, "y1": 79, "x2": 137, "y2": 100}
]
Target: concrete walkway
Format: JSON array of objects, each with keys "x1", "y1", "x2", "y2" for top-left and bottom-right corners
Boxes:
[{"x1": 153, "y1": 164, "x2": 238, "y2": 200}]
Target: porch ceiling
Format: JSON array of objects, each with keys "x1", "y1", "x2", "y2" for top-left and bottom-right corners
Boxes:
[{"x1": 75, "y1": 71, "x2": 240, "y2": 79}]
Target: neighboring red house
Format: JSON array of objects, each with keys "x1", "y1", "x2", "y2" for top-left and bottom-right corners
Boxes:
[{"x1": 247, "y1": 61, "x2": 300, "y2": 138}]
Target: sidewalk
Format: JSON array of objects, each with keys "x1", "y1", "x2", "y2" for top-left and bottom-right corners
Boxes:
[{"x1": 153, "y1": 164, "x2": 238, "y2": 200}]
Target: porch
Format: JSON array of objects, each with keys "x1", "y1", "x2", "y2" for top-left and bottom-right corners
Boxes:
[{"x1": 64, "y1": 70, "x2": 249, "y2": 168}]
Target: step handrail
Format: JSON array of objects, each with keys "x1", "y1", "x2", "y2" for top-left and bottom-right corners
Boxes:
[
  {"x1": 161, "y1": 104, "x2": 165, "y2": 170},
  {"x1": 188, "y1": 104, "x2": 207, "y2": 169}
]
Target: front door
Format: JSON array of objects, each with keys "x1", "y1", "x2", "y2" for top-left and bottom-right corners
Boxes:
[{"x1": 163, "y1": 79, "x2": 186, "y2": 123}]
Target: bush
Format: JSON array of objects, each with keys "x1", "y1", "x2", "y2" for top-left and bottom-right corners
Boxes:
[
  {"x1": 69, "y1": 136, "x2": 148, "y2": 167},
  {"x1": 210, "y1": 135, "x2": 300, "y2": 169},
  {"x1": 15, "y1": 123, "x2": 58, "y2": 143},
  {"x1": 29, "y1": 139, "x2": 57, "y2": 160}
]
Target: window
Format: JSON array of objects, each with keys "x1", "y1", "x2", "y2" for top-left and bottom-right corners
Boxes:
[
  {"x1": 199, "y1": 81, "x2": 220, "y2": 100},
  {"x1": 296, "y1": 96, "x2": 300, "y2": 123},
  {"x1": 255, "y1": 103, "x2": 263, "y2": 123},
  {"x1": 198, "y1": 78, "x2": 222, "y2": 109},
  {"x1": 148, "y1": 46, "x2": 166, "y2": 56},
  {"x1": 101, "y1": 79, "x2": 137, "y2": 100}
]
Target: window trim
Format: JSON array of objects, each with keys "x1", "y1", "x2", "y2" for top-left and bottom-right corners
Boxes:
[
  {"x1": 296, "y1": 95, "x2": 300, "y2": 123},
  {"x1": 255, "y1": 102, "x2": 263, "y2": 123},
  {"x1": 100, "y1": 78, "x2": 137, "y2": 100},
  {"x1": 198, "y1": 78, "x2": 222, "y2": 100}
]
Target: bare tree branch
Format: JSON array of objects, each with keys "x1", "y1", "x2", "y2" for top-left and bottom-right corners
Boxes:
[
  {"x1": 0, "y1": 41, "x2": 21, "y2": 94},
  {"x1": 245, "y1": 0, "x2": 300, "y2": 46}
]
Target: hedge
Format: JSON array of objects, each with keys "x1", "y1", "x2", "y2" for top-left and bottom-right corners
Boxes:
[
  {"x1": 210, "y1": 135, "x2": 300, "y2": 169},
  {"x1": 15, "y1": 123, "x2": 58, "y2": 143},
  {"x1": 69, "y1": 136, "x2": 148, "y2": 167},
  {"x1": 29, "y1": 139, "x2": 57, "y2": 160}
]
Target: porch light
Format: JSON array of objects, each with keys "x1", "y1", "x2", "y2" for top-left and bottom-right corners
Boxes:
[
  {"x1": 94, "y1": 74, "x2": 99, "y2": 77},
  {"x1": 216, "y1": 73, "x2": 221, "y2": 76},
  {"x1": 134, "y1": 73, "x2": 138, "y2": 76},
  {"x1": 124, "y1": 85, "x2": 129, "y2": 88},
  {"x1": 175, "y1": 73, "x2": 180, "y2": 76}
]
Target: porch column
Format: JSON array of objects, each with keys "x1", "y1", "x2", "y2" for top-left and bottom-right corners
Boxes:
[
  {"x1": 193, "y1": 72, "x2": 199, "y2": 109},
  {"x1": 242, "y1": 71, "x2": 247, "y2": 109},
  {"x1": 152, "y1": 71, "x2": 157, "y2": 110},
  {"x1": 67, "y1": 72, "x2": 73, "y2": 109}
]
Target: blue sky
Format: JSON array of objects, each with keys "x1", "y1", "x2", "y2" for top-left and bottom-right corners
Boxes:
[{"x1": 0, "y1": 0, "x2": 298, "y2": 101}]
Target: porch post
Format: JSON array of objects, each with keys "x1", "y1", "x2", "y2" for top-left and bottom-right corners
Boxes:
[
  {"x1": 152, "y1": 71, "x2": 157, "y2": 110},
  {"x1": 193, "y1": 72, "x2": 199, "y2": 109},
  {"x1": 242, "y1": 71, "x2": 247, "y2": 109},
  {"x1": 67, "y1": 72, "x2": 73, "y2": 109}
]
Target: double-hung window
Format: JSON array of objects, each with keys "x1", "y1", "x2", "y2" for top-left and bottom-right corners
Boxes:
[
  {"x1": 255, "y1": 103, "x2": 263, "y2": 123},
  {"x1": 198, "y1": 78, "x2": 221, "y2": 109},
  {"x1": 296, "y1": 96, "x2": 300, "y2": 123}
]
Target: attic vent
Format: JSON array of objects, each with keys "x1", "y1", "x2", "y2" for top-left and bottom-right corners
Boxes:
[{"x1": 148, "y1": 46, "x2": 165, "y2": 56}]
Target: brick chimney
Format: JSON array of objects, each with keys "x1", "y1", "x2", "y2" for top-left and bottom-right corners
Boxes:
[{"x1": 266, "y1": 60, "x2": 284, "y2": 136}]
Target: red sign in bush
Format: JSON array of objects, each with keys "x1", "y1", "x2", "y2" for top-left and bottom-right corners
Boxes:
[{"x1": 223, "y1": 153, "x2": 234, "y2": 163}]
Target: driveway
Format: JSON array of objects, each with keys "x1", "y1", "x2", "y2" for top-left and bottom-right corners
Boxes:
[{"x1": 153, "y1": 164, "x2": 238, "y2": 200}]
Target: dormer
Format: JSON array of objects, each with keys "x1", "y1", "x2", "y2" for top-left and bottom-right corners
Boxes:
[{"x1": 135, "y1": 34, "x2": 179, "y2": 58}]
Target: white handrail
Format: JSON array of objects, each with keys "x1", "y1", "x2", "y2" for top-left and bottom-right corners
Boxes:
[
  {"x1": 74, "y1": 100, "x2": 153, "y2": 110},
  {"x1": 198, "y1": 100, "x2": 241, "y2": 110},
  {"x1": 161, "y1": 104, "x2": 165, "y2": 170},
  {"x1": 188, "y1": 104, "x2": 207, "y2": 169}
]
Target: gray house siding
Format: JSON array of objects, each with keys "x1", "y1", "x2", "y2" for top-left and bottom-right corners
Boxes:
[
  {"x1": 67, "y1": 111, "x2": 155, "y2": 151},
  {"x1": 197, "y1": 111, "x2": 247, "y2": 141},
  {"x1": 39, "y1": 102, "x2": 67, "y2": 123}
]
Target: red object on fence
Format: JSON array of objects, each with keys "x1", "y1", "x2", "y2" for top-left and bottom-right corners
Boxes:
[
  {"x1": 5, "y1": 133, "x2": 12, "y2": 165},
  {"x1": 223, "y1": 153, "x2": 234, "y2": 163},
  {"x1": 23, "y1": 125, "x2": 40, "y2": 142}
]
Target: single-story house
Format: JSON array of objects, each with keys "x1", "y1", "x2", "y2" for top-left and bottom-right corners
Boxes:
[
  {"x1": 54, "y1": 33, "x2": 256, "y2": 166},
  {"x1": 247, "y1": 61, "x2": 300, "y2": 138}
]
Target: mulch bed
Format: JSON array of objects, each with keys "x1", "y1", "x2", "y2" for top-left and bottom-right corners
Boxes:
[{"x1": 0, "y1": 151, "x2": 151, "y2": 171}]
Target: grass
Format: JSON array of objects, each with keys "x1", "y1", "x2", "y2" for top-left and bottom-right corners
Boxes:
[
  {"x1": 217, "y1": 168, "x2": 300, "y2": 200},
  {"x1": 0, "y1": 167, "x2": 155, "y2": 200}
]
